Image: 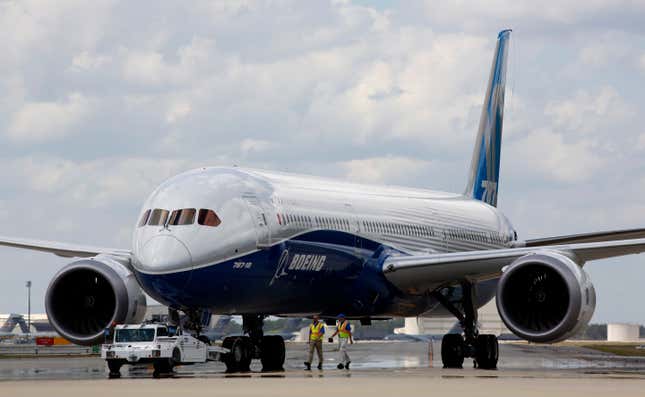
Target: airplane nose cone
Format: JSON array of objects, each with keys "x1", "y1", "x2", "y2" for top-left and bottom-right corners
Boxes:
[{"x1": 138, "y1": 235, "x2": 192, "y2": 272}]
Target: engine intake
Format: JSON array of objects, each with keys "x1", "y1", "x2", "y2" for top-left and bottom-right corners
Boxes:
[
  {"x1": 496, "y1": 252, "x2": 595, "y2": 343},
  {"x1": 45, "y1": 256, "x2": 146, "y2": 345}
]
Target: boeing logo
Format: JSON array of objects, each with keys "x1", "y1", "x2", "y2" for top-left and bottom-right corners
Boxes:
[
  {"x1": 288, "y1": 254, "x2": 326, "y2": 272},
  {"x1": 269, "y1": 251, "x2": 327, "y2": 286},
  {"x1": 269, "y1": 250, "x2": 291, "y2": 286}
]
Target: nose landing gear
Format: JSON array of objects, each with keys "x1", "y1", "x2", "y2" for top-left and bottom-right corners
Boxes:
[
  {"x1": 222, "y1": 315, "x2": 286, "y2": 373},
  {"x1": 434, "y1": 283, "x2": 499, "y2": 370}
]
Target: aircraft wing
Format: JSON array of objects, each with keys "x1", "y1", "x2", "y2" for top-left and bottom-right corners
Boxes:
[
  {"x1": 382, "y1": 237, "x2": 645, "y2": 293},
  {"x1": 0, "y1": 235, "x2": 131, "y2": 259},
  {"x1": 524, "y1": 228, "x2": 645, "y2": 247}
]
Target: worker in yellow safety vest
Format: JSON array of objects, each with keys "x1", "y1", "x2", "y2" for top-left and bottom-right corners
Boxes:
[
  {"x1": 329, "y1": 313, "x2": 353, "y2": 369},
  {"x1": 304, "y1": 315, "x2": 325, "y2": 370}
]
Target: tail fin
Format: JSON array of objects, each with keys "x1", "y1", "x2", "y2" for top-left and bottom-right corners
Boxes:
[
  {"x1": 464, "y1": 29, "x2": 511, "y2": 207},
  {"x1": 0, "y1": 314, "x2": 27, "y2": 334}
]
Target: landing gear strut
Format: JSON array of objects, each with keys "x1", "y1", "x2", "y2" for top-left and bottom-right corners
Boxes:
[
  {"x1": 222, "y1": 315, "x2": 285, "y2": 373},
  {"x1": 433, "y1": 283, "x2": 499, "y2": 370}
]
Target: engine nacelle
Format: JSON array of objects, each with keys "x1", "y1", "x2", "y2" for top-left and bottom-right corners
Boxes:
[
  {"x1": 496, "y1": 252, "x2": 596, "y2": 343},
  {"x1": 45, "y1": 255, "x2": 146, "y2": 346}
]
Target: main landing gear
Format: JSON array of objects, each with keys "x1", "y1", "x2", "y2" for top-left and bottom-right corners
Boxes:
[
  {"x1": 222, "y1": 315, "x2": 286, "y2": 373},
  {"x1": 433, "y1": 283, "x2": 499, "y2": 370}
]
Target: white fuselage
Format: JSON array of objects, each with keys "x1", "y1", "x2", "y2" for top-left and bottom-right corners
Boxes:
[{"x1": 130, "y1": 167, "x2": 516, "y2": 317}]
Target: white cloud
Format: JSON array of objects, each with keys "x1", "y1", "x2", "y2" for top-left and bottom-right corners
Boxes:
[
  {"x1": 122, "y1": 50, "x2": 172, "y2": 86},
  {"x1": 240, "y1": 139, "x2": 274, "y2": 155},
  {"x1": 508, "y1": 129, "x2": 605, "y2": 183},
  {"x1": 165, "y1": 102, "x2": 192, "y2": 124},
  {"x1": 640, "y1": 54, "x2": 645, "y2": 72},
  {"x1": 578, "y1": 42, "x2": 627, "y2": 67},
  {"x1": 636, "y1": 133, "x2": 645, "y2": 151},
  {"x1": 7, "y1": 156, "x2": 197, "y2": 208},
  {"x1": 7, "y1": 93, "x2": 93, "y2": 143},
  {"x1": 338, "y1": 156, "x2": 433, "y2": 184},
  {"x1": 544, "y1": 86, "x2": 634, "y2": 134},
  {"x1": 422, "y1": 0, "x2": 645, "y2": 30},
  {"x1": 71, "y1": 51, "x2": 110, "y2": 71},
  {"x1": 0, "y1": 201, "x2": 7, "y2": 221},
  {"x1": 121, "y1": 37, "x2": 215, "y2": 87}
]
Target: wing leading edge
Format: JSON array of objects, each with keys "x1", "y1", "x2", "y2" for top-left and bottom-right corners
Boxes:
[
  {"x1": 0, "y1": 235, "x2": 131, "y2": 259},
  {"x1": 524, "y1": 228, "x2": 645, "y2": 247},
  {"x1": 382, "y1": 237, "x2": 645, "y2": 293}
]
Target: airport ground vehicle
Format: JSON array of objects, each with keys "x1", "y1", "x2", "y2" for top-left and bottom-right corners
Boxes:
[{"x1": 101, "y1": 324, "x2": 227, "y2": 378}]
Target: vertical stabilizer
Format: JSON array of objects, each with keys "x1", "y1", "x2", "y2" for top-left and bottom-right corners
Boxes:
[{"x1": 464, "y1": 29, "x2": 511, "y2": 207}]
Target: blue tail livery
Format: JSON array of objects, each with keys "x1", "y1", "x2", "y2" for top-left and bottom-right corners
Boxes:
[{"x1": 464, "y1": 29, "x2": 511, "y2": 207}]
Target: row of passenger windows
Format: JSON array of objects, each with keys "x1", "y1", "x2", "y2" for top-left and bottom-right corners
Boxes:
[
  {"x1": 278, "y1": 211, "x2": 508, "y2": 244},
  {"x1": 277, "y1": 213, "x2": 351, "y2": 231},
  {"x1": 362, "y1": 220, "x2": 435, "y2": 237},
  {"x1": 446, "y1": 229, "x2": 506, "y2": 244},
  {"x1": 138, "y1": 208, "x2": 221, "y2": 228}
]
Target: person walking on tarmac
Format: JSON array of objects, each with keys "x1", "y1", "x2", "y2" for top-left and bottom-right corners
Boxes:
[
  {"x1": 329, "y1": 314, "x2": 353, "y2": 369},
  {"x1": 304, "y1": 315, "x2": 325, "y2": 370}
]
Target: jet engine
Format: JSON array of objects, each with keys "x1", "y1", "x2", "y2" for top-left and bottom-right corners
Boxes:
[
  {"x1": 45, "y1": 255, "x2": 146, "y2": 345},
  {"x1": 496, "y1": 252, "x2": 596, "y2": 343}
]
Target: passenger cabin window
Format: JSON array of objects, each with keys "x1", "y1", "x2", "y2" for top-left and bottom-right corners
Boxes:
[
  {"x1": 138, "y1": 210, "x2": 151, "y2": 227},
  {"x1": 148, "y1": 209, "x2": 169, "y2": 226},
  {"x1": 169, "y1": 208, "x2": 196, "y2": 225},
  {"x1": 198, "y1": 209, "x2": 221, "y2": 227}
]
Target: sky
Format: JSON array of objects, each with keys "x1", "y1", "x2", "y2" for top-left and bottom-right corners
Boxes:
[{"x1": 1, "y1": 0, "x2": 645, "y2": 324}]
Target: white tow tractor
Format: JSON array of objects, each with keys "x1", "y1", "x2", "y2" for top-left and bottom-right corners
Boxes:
[{"x1": 101, "y1": 323, "x2": 228, "y2": 378}]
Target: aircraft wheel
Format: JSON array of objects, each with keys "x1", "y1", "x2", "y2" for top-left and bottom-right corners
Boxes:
[
  {"x1": 475, "y1": 334, "x2": 498, "y2": 370},
  {"x1": 107, "y1": 359, "x2": 123, "y2": 378},
  {"x1": 441, "y1": 334, "x2": 465, "y2": 369},
  {"x1": 153, "y1": 358, "x2": 174, "y2": 377},
  {"x1": 223, "y1": 336, "x2": 252, "y2": 373},
  {"x1": 260, "y1": 335, "x2": 285, "y2": 372}
]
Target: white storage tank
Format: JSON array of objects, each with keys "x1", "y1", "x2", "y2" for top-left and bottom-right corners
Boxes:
[{"x1": 607, "y1": 323, "x2": 640, "y2": 342}]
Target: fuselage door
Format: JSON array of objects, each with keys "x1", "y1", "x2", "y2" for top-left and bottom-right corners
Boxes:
[{"x1": 243, "y1": 194, "x2": 271, "y2": 248}]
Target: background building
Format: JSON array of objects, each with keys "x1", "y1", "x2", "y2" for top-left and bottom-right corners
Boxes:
[{"x1": 395, "y1": 299, "x2": 511, "y2": 336}]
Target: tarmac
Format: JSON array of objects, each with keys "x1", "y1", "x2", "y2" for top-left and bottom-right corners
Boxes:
[{"x1": 2, "y1": 341, "x2": 645, "y2": 396}]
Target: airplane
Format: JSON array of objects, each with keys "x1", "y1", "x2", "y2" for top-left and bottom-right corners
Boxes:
[
  {"x1": 0, "y1": 314, "x2": 30, "y2": 339},
  {"x1": 2, "y1": 28, "x2": 645, "y2": 371}
]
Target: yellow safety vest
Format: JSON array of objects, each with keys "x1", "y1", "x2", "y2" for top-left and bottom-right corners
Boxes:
[
  {"x1": 338, "y1": 320, "x2": 350, "y2": 338},
  {"x1": 310, "y1": 322, "x2": 324, "y2": 341}
]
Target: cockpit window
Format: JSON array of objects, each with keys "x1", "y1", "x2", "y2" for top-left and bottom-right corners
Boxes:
[
  {"x1": 148, "y1": 209, "x2": 169, "y2": 226},
  {"x1": 138, "y1": 210, "x2": 151, "y2": 227},
  {"x1": 198, "y1": 209, "x2": 221, "y2": 227},
  {"x1": 168, "y1": 208, "x2": 196, "y2": 226}
]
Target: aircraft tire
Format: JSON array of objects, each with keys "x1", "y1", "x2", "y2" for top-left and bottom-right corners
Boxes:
[
  {"x1": 260, "y1": 335, "x2": 285, "y2": 372},
  {"x1": 223, "y1": 336, "x2": 253, "y2": 373},
  {"x1": 441, "y1": 334, "x2": 465, "y2": 368},
  {"x1": 107, "y1": 359, "x2": 123, "y2": 378},
  {"x1": 475, "y1": 334, "x2": 498, "y2": 370},
  {"x1": 153, "y1": 358, "x2": 174, "y2": 377}
]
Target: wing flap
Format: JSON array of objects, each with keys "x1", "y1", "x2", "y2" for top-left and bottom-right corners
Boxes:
[{"x1": 0, "y1": 235, "x2": 131, "y2": 259}]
